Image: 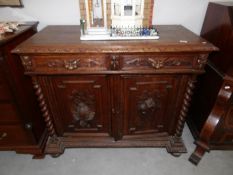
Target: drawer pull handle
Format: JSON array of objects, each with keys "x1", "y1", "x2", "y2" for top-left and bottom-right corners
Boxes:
[
  {"x1": 0, "y1": 132, "x2": 7, "y2": 140},
  {"x1": 64, "y1": 59, "x2": 80, "y2": 70},
  {"x1": 148, "y1": 58, "x2": 163, "y2": 69}
]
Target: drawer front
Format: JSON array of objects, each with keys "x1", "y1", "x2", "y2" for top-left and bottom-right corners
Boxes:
[
  {"x1": 0, "y1": 124, "x2": 33, "y2": 146},
  {"x1": 22, "y1": 55, "x2": 109, "y2": 73},
  {"x1": 21, "y1": 54, "x2": 208, "y2": 74},
  {"x1": 0, "y1": 103, "x2": 20, "y2": 123},
  {"x1": 121, "y1": 54, "x2": 206, "y2": 71}
]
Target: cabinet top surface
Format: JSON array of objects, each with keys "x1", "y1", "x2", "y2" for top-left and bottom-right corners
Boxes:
[
  {"x1": 0, "y1": 22, "x2": 38, "y2": 47},
  {"x1": 13, "y1": 25, "x2": 217, "y2": 54}
]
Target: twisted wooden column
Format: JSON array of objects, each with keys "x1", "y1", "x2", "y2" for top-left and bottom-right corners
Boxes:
[
  {"x1": 32, "y1": 77, "x2": 56, "y2": 137},
  {"x1": 32, "y1": 77, "x2": 64, "y2": 157},
  {"x1": 175, "y1": 76, "x2": 197, "y2": 137}
]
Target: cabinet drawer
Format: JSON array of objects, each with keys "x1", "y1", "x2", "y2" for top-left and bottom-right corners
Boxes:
[
  {"x1": 0, "y1": 103, "x2": 20, "y2": 123},
  {"x1": 121, "y1": 54, "x2": 204, "y2": 71},
  {"x1": 0, "y1": 124, "x2": 32, "y2": 146},
  {"x1": 23, "y1": 55, "x2": 108, "y2": 73}
]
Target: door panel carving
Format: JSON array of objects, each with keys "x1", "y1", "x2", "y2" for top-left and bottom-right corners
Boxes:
[
  {"x1": 49, "y1": 75, "x2": 111, "y2": 135},
  {"x1": 122, "y1": 75, "x2": 179, "y2": 135}
]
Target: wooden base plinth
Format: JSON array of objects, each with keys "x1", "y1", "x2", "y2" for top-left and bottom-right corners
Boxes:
[{"x1": 45, "y1": 133, "x2": 187, "y2": 157}]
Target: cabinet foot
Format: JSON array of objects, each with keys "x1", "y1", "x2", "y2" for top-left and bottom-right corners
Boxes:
[
  {"x1": 45, "y1": 136, "x2": 65, "y2": 157},
  {"x1": 32, "y1": 154, "x2": 46, "y2": 159},
  {"x1": 171, "y1": 152, "x2": 181, "y2": 157},
  {"x1": 166, "y1": 136, "x2": 187, "y2": 157},
  {"x1": 51, "y1": 153, "x2": 62, "y2": 158}
]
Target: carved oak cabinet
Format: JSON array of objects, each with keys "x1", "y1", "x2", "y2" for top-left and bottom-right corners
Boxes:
[
  {"x1": 0, "y1": 22, "x2": 46, "y2": 157},
  {"x1": 13, "y1": 25, "x2": 217, "y2": 157}
]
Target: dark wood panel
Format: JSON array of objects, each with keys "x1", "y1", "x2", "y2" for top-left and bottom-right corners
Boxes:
[
  {"x1": 121, "y1": 75, "x2": 179, "y2": 136},
  {"x1": 41, "y1": 75, "x2": 112, "y2": 137},
  {"x1": 0, "y1": 103, "x2": 20, "y2": 123},
  {"x1": 0, "y1": 124, "x2": 34, "y2": 146}
]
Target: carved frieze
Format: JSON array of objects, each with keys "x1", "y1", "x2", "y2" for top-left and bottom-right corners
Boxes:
[
  {"x1": 69, "y1": 90, "x2": 96, "y2": 128},
  {"x1": 47, "y1": 59, "x2": 80, "y2": 70},
  {"x1": 20, "y1": 56, "x2": 33, "y2": 71},
  {"x1": 47, "y1": 58, "x2": 104, "y2": 70},
  {"x1": 137, "y1": 90, "x2": 161, "y2": 118},
  {"x1": 197, "y1": 54, "x2": 208, "y2": 68},
  {"x1": 123, "y1": 56, "x2": 193, "y2": 70}
]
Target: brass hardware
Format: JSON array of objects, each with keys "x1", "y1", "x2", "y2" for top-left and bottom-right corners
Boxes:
[
  {"x1": 64, "y1": 59, "x2": 80, "y2": 70},
  {"x1": 112, "y1": 108, "x2": 115, "y2": 114},
  {"x1": 110, "y1": 56, "x2": 119, "y2": 70},
  {"x1": 0, "y1": 132, "x2": 7, "y2": 140},
  {"x1": 129, "y1": 127, "x2": 136, "y2": 132},
  {"x1": 97, "y1": 125, "x2": 103, "y2": 128},
  {"x1": 93, "y1": 85, "x2": 101, "y2": 89},
  {"x1": 25, "y1": 123, "x2": 32, "y2": 130},
  {"x1": 111, "y1": 108, "x2": 120, "y2": 115},
  {"x1": 166, "y1": 85, "x2": 173, "y2": 89},
  {"x1": 148, "y1": 58, "x2": 163, "y2": 69},
  {"x1": 224, "y1": 85, "x2": 231, "y2": 90}
]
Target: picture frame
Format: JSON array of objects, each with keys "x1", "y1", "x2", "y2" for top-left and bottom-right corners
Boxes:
[{"x1": 0, "y1": 0, "x2": 23, "y2": 7}]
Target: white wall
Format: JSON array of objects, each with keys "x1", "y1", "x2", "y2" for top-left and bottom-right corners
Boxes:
[{"x1": 0, "y1": 0, "x2": 232, "y2": 34}]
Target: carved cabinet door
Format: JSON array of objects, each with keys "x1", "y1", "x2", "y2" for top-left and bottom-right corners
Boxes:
[
  {"x1": 42, "y1": 75, "x2": 111, "y2": 137},
  {"x1": 120, "y1": 75, "x2": 181, "y2": 137}
]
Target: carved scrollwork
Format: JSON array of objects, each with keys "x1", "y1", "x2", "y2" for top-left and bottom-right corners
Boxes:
[
  {"x1": 69, "y1": 90, "x2": 96, "y2": 128},
  {"x1": 64, "y1": 59, "x2": 80, "y2": 70},
  {"x1": 197, "y1": 54, "x2": 208, "y2": 68},
  {"x1": 87, "y1": 58, "x2": 102, "y2": 67},
  {"x1": 137, "y1": 91, "x2": 161, "y2": 118},
  {"x1": 47, "y1": 60, "x2": 64, "y2": 68},
  {"x1": 20, "y1": 56, "x2": 33, "y2": 71},
  {"x1": 47, "y1": 59, "x2": 80, "y2": 70},
  {"x1": 148, "y1": 58, "x2": 164, "y2": 69},
  {"x1": 125, "y1": 58, "x2": 140, "y2": 66},
  {"x1": 110, "y1": 55, "x2": 120, "y2": 70}
]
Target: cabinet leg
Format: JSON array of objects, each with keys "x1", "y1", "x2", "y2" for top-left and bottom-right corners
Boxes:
[{"x1": 189, "y1": 145, "x2": 206, "y2": 165}]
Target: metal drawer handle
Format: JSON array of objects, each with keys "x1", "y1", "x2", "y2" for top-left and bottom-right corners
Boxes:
[
  {"x1": 64, "y1": 59, "x2": 80, "y2": 70},
  {"x1": 0, "y1": 132, "x2": 7, "y2": 140},
  {"x1": 224, "y1": 85, "x2": 231, "y2": 90},
  {"x1": 148, "y1": 58, "x2": 164, "y2": 69}
]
